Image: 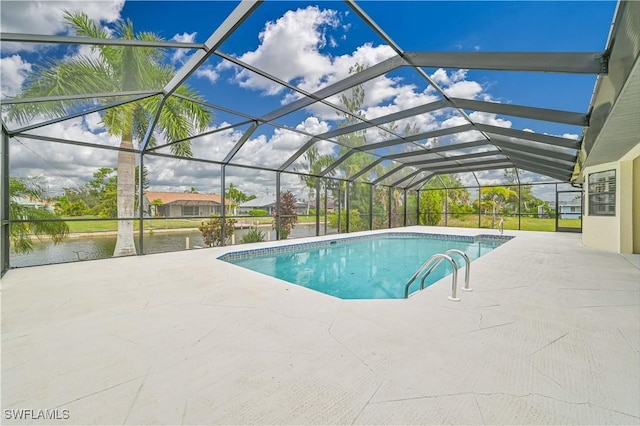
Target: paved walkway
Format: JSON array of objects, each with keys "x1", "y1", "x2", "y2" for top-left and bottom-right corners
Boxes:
[{"x1": 2, "y1": 227, "x2": 639, "y2": 425}]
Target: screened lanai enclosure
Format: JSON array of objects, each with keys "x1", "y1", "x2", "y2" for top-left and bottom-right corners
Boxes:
[{"x1": 0, "y1": 0, "x2": 630, "y2": 273}]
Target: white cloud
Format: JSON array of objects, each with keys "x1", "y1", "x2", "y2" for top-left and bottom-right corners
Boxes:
[
  {"x1": 430, "y1": 69, "x2": 451, "y2": 86},
  {"x1": 146, "y1": 117, "x2": 333, "y2": 197},
  {"x1": 279, "y1": 42, "x2": 397, "y2": 110},
  {"x1": 443, "y1": 80, "x2": 483, "y2": 99},
  {"x1": 219, "y1": 6, "x2": 399, "y2": 106},
  {"x1": 0, "y1": 54, "x2": 32, "y2": 98},
  {"x1": 170, "y1": 32, "x2": 197, "y2": 64},
  {"x1": 83, "y1": 112, "x2": 105, "y2": 133},
  {"x1": 4, "y1": 5, "x2": 566, "y2": 196},
  {"x1": 217, "y1": 7, "x2": 493, "y2": 143},
  {"x1": 9, "y1": 116, "x2": 120, "y2": 194},
  {"x1": 1, "y1": 1, "x2": 125, "y2": 53},
  {"x1": 430, "y1": 68, "x2": 468, "y2": 88},
  {"x1": 194, "y1": 65, "x2": 219, "y2": 84},
  {"x1": 468, "y1": 111, "x2": 512, "y2": 128},
  {"x1": 219, "y1": 6, "x2": 339, "y2": 95},
  {"x1": 233, "y1": 116, "x2": 333, "y2": 170},
  {"x1": 185, "y1": 123, "x2": 246, "y2": 161},
  {"x1": 561, "y1": 133, "x2": 579, "y2": 140}
]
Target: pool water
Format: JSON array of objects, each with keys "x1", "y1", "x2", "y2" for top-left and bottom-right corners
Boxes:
[{"x1": 224, "y1": 234, "x2": 507, "y2": 299}]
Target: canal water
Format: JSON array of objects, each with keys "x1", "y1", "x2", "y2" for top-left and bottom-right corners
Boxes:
[{"x1": 10, "y1": 224, "x2": 331, "y2": 268}]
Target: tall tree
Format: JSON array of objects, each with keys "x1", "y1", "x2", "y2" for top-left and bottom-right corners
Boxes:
[
  {"x1": 226, "y1": 183, "x2": 253, "y2": 204},
  {"x1": 333, "y1": 63, "x2": 377, "y2": 227},
  {"x1": 419, "y1": 179, "x2": 446, "y2": 226},
  {"x1": 478, "y1": 186, "x2": 519, "y2": 222},
  {"x1": 8, "y1": 11, "x2": 210, "y2": 256},
  {"x1": 297, "y1": 146, "x2": 335, "y2": 214},
  {"x1": 10, "y1": 177, "x2": 69, "y2": 253}
]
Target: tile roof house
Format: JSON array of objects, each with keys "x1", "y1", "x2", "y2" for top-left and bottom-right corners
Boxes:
[{"x1": 144, "y1": 191, "x2": 231, "y2": 218}]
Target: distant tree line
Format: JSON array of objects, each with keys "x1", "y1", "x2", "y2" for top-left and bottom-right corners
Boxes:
[{"x1": 54, "y1": 167, "x2": 148, "y2": 218}]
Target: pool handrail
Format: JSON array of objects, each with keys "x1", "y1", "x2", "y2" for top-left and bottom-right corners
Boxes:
[
  {"x1": 445, "y1": 249, "x2": 471, "y2": 292},
  {"x1": 404, "y1": 253, "x2": 460, "y2": 301}
]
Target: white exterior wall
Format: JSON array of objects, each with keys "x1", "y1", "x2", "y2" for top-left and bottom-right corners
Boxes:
[
  {"x1": 169, "y1": 204, "x2": 182, "y2": 217},
  {"x1": 582, "y1": 144, "x2": 640, "y2": 253},
  {"x1": 634, "y1": 155, "x2": 640, "y2": 254}
]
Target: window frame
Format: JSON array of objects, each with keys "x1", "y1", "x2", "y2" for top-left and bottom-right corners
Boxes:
[
  {"x1": 182, "y1": 205, "x2": 199, "y2": 216},
  {"x1": 588, "y1": 169, "x2": 616, "y2": 216}
]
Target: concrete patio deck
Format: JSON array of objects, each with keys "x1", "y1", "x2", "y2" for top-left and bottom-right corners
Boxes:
[{"x1": 2, "y1": 227, "x2": 639, "y2": 425}]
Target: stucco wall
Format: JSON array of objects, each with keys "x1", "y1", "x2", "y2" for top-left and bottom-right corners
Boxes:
[
  {"x1": 634, "y1": 155, "x2": 640, "y2": 254},
  {"x1": 582, "y1": 160, "x2": 620, "y2": 251},
  {"x1": 583, "y1": 144, "x2": 640, "y2": 253},
  {"x1": 169, "y1": 204, "x2": 181, "y2": 217},
  {"x1": 619, "y1": 160, "x2": 634, "y2": 253}
]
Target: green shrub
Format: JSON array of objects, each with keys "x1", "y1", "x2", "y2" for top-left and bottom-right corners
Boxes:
[
  {"x1": 198, "y1": 216, "x2": 236, "y2": 247},
  {"x1": 449, "y1": 203, "x2": 474, "y2": 219},
  {"x1": 307, "y1": 208, "x2": 325, "y2": 216},
  {"x1": 328, "y1": 209, "x2": 364, "y2": 232},
  {"x1": 419, "y1": 191, "x2": 443, "y2": 226},
  {"x1": 248, "y1": 209, "x2": 268, "y2": 217},
  {"x1": 241, "y1": 227, "x2": 265, "y2": 244}
]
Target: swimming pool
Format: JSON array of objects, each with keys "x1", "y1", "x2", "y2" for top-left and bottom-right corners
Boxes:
[{"x1": 219, "y1": 232, "x2": 512, "y2": 299}]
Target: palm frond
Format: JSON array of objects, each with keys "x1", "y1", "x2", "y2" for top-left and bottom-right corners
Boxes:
[
  {"x1": 7, "y1": 56, "x2": 115, "y2": 125},
  {"x1": 155, "y1": 89, "x2": 211, "y2": 156},
  {"x1": 9, "y1": 177, "x2": 70, "y2": 253},
  {"x1": 158, "y1": 97, "x2": 193, "y2": 157},
  {"x1": 131, "y1": 104, "x2": 157, "y2": 148}
]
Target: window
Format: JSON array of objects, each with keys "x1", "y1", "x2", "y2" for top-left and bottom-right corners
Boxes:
[
  {"x1": 182, "y1": 205, "x2": 199, "y2": 216},
  {"x1": 588, "y1": 170, "x2": 615, "y2": 216}
]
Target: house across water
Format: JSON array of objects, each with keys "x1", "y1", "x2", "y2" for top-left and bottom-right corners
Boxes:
[{"x1": 143, "y1": 191, "x2": 230, "y2": 218}]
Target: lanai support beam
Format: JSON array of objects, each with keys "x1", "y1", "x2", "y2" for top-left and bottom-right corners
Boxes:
[
  {"x1": 1, "y1": 126, "x2": 9, "y2": 275},
  {"x1": 163, "y1": 1, "x2": 261, "y2": 97},
  {"x1": 314, "y1": 99, "x2": 449, "y2": 141},
  {"x1": 348, "y1": 158, "x2": 384, "y2": 182},
  {"x1": 383, "y1": 140, "x2": 489, "y2": 160},
  {"x1": 451, "y1": 98, "x2": 589, "y2": 126},
  {"x1": 259, "y1": 55, "x2": 406, "y2": 123},
  {"x1": 371, "y1": 165, "x2": 406, "y2": 185},
  {"x1": 406, "y1": 51, "x2": 607, "y2": 74},
  {"x1": 0, "y1": 32, "x2": 205, "y2": 49},
  {"x1": 223, "y1": 121, "x2": 260, "y2": 164},
  {"x1": 319, "y1": 150, "x2": 357, "y2": 177},
  {"x1": 479, "y1": 124, "x2": 580, "y2": 149},
  {"x1": 489, "y1": 135, "x2": 578, "y2": 162},
  {"x1": 363, "y1": 124, "x2": 475, "y2": 152},
  {"x1": 403, "y1": 150, "x2": 503, "y2": 166}
]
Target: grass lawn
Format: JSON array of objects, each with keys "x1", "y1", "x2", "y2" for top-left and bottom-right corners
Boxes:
[
  {"x1": 60, "y1": 214, "x2": 581, "y2": 233},
  {"x1": 64, "y1": 217, "x2": 205, "y2": 233},
  {"x1": 444, "y1": 215, "x2": 581, "y2": 232}
]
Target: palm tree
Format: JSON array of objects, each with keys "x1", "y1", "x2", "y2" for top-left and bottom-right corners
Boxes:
[
  {"x1": 298, "y1": 146, "x2": 335, "y2": 214},
  {"x1": 10, "y1": 177, "x2": 69, "y2": 253},
  {"x1": 8, "y1": 11, "x2": 210, "y2": 256}
]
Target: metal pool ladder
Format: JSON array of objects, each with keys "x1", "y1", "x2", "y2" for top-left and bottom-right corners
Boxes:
[{"x1": 404, "y1": 249, "x2": 472, "y2": 301}]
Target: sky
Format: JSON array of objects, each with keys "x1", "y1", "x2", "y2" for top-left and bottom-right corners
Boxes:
[{"x1": 0, "y1": 0, "x2": 618, "y2": 200}]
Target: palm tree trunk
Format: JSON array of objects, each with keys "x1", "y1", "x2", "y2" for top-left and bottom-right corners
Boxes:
[{"x1": 113, "y1": 137, "x2": 137, "y2": 257}]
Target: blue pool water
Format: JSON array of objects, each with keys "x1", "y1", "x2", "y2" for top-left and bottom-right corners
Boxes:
[{"x1": 222, "y1": 233, "x2": 509, "y2": 299}]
